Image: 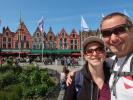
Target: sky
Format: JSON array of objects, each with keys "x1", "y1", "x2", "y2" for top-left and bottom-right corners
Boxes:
[{"x1": 0, "y1": 0, "x2": 133, "y2": 35}]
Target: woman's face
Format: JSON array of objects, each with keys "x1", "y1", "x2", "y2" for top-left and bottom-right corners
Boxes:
[{"x1": 84, "y1": 42, "x2": 106, "y2": 67}]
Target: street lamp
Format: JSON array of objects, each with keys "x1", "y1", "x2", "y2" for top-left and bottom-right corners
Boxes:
[{"x1": 0, "y1": 48, "x2": 2, "y2": 68}]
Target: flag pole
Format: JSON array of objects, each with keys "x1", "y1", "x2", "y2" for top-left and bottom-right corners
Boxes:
[
  {"x1": 80, "y1": 16, "x2": 84, "y2": 66},
  {"x1": 38, "y1": 16, "x2": 44, "y2": 63},
  {"x1": 19, "y1": 29, "x2": 21, "y2": 59},
  {"x1": 42, "y1": 40, "x2": 44, "y2": 63},
  {"x1": 80, "y1": 16, "x2": 89, "y2": 66},
  {"x1": 19, "y1": 11, "x2": 21, "y2": 60},
  {"x1": 80, "y1": 31, "x2": 84, "y2": 66}
]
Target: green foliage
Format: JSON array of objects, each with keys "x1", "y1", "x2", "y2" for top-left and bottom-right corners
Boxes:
[
  {"x1": 30, "y1": 69, "x2": 41, "y2": 85},
  {"x1": 0, "y1": 64, "x2": 14, "y2": 72},
  {"x1": 0, "y1": 64, "x2": 57, "y2": 99},
  {"x1": 0, "y1": 84, "x2": 23, "y2": 100},
  {"x1": 6, "y1": 58, "x2": 13, "y2": 66},
  {"x1": 0, "y1": 70, "x2": 19, "y2": 89}
]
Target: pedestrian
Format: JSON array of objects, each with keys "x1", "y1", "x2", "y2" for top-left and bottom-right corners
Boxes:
[
  {"x1": 60, "y1": 66, "x2": 69, "y2": 90},
  {"x1": 64, "y1": 36, "x2": 111, "y2": 100}
]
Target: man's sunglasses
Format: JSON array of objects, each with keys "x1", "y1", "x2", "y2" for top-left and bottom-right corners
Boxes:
[
  {"x1": 84, "y1": 47, "x2": 105, "y2": 55},
  {"x1": 100, "y1": 24, "x2": 132, "y2": 38}
]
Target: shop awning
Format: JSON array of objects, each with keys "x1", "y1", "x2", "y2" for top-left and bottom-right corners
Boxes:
[
  {"x1": 1, "y1": 49, "x2": 31, "y2": 54},
  {"x1": 31, "y1": 49, "x2": 81, "y2": 54}
]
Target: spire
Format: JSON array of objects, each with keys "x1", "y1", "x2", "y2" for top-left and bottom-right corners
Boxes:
[{"x1": 20, "y1": 9, "x2": 22, "y2": 24}]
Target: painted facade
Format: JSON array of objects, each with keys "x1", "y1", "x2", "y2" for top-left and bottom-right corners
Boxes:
[
  {"x1": 46, "y1": 27, "x2": 56, "y2": 50},
  {"x1": 1, "y1": 27, "x2": 14, "y2": 49},
  {"x1": 56, "y1": 28, "x2": 70, "y2": 49},
  {"x1": 32, "y1": 27, "x2": 46, "y2": 50},
  {"x1": 13, "y1": 21, "x2": 32, "y2": 50}
]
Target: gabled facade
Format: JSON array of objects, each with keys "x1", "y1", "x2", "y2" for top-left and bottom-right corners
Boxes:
[
  {"x1": 13, "y1": 21, "x2": 32, "y2": 49},
  {"x1": 46, "y1": 27, "x2": 56, "y2": 49},
  {"x1": 69, "y1": 29, "x2": 80, "y2": 50},
  {"x1": 81, "y1": 30, "x2": 97, "y2": 41},
  {"x1": 1, "y1": 27, "x2": 14, "y2": 49},
  {"x1": 32, "y1": 27, "x2": 46, "y2": 49},
  {"x1": 56, "y1": 28, "x2": 70, "y2": 49}
]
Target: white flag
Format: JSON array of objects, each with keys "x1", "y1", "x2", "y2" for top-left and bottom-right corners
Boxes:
[
  {"x1": 102, "y1": 13, "x2": 104, "y2": 18},
  {"x1": 123, "y1": 9, "x2": 130, "y2": 17},
  {"x1": 81, "y1": 16, "x2": 89, "y2": 32},
  {"x1": 38, "y1": 16, "x2": 44, "y2": 33}
]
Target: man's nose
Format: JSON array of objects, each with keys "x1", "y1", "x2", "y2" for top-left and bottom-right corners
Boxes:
[{"x1": 110, "y1": 33, "x2": 119, "y2": 43}]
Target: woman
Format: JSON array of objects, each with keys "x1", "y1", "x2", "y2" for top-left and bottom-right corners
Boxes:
[
  {"x1": 60, "y1": 66, "x2": 69, "y2": 90},
  {"x1": 64, "y1": 36, "x2": 110, "y2": 100}
]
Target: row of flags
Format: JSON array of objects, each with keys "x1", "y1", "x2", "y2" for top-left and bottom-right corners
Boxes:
[
  {"x1": 37, "y1": 10, "x2": 130, "y2": 33},
  {"x1": 37, "y1": 16, "x2": 89, "y2": 33}
]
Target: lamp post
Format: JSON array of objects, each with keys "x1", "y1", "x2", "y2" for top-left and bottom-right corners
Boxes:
[
  {"x1": 80, "y1": 31, "x2": 84, "y2": 66},
  {"x1": 41, "y1": 41, "x2": 44, "y2": 63},
  {"x1": 18, "y1": 25, "x2": 21, "y2": 60},
  {"x1": 0, "y1": 48, "x2": 2, "y2": 68}
]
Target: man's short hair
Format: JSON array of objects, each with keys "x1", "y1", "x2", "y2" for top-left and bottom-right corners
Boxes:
[{"x1": 100, "y1": 12, "x2": 133, "y2": 28}]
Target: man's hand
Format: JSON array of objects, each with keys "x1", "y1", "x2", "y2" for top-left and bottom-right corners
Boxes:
[{"x1": 66, "y1": 69, "x2": 77, "y2": 86}]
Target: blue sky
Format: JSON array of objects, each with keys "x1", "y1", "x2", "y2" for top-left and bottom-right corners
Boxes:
[{"x1": 0, "y1": 0, "x2": 133, "y2": 35}]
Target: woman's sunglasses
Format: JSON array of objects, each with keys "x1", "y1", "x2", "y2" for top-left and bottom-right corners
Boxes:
[
  {"x1": 100, "y1": 24, "x2": 132, "y2": 38},
  {"x1": 84, "y1": 47, "x2": 105, "y2": 55}
]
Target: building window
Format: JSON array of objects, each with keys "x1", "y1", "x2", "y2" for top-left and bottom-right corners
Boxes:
[
  {"x1": 64, "y1": 43, "x2": 67, "y2": 49},
  {"x1": 53, "y1": 43, "x2": 56, "y2": 49},
  {"x1": 24, "y1": 36, "x2": 26, "y2": 41},
  {"x1": 75, "y1": 40, "x2": 77, "y2": 44},
  {"x1": 8, "y1": 43, "x2": 11, "y2": 48},
  {"x1": 15, "y1": 43, "x2": 18, "y2": 48},
  {"x1": 71, "y1": 45, "x2": 73, "y2": 50},
  {"x1": 70, "y1": 40, "x2": 73, "y2": 44},
  {"x1": 64, "y1": 38, "x2": 67, "y2": 42},
  {"x1": 75, "y1": 45, "x2": 77, "y2": 50},
  {"x1": 18, "y1": 35, "x2": 21, "y2": 41},
  {"x1": 37, "y1": 33, "x2": 40, "y2": 37},
  {"x1": 33, "y1": 45, "x2": 36, "y2": 49},
  {"x1": 39, "y1": 38, "x2": 42, "y2": 42},
  {"x1": 21, "y1": 42, "x2": 24, "y2": 49},
  {"x1": 8, "y1": 38, "x2": 11, "y2": 42},
  {"x1": 73, "y1": 34, "x2": 75, "y2": 37},
  {"x1": 45, "y1": 43, "x2": 48, "y2": 49},
  {"x1": 50, "y1": 36, "x2": 52, "y2": 41},
  {"x1": 37, "y1": 44, "x2": 40, "y2": 49},
  {"x1": 34, "y1": 38, "x2": 37, "y2": 42},
  {"x1": 3, "y1": 37, "x2": 6, "y2": 41},
  {"x1": 60, "y1": 38, "x2": 63, "y2": 49},
  {"x1": 3, "y1": 44, "x2": 6, "y2": 48},
  {"x1": 62, "y1": 32, "x2": 65, "y2": 38},
  {"x1": 6, "y1": 32, "x2": 8, "y2": 36},
  {"x1": 26, "y1": 42, "x2": 29, "y2": 48}
]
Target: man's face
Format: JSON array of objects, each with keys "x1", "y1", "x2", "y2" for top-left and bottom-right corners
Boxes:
[{"x1": 101, "y1": 16, "x2": 133, "y2": 57}]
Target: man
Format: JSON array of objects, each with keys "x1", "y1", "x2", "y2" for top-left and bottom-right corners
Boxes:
[
  {"x1": 100, "y1": 12, "x2": 133, "y2": 100},
  {"x1": 67, "y1": 12, "x2": 133, "y2": 100}
]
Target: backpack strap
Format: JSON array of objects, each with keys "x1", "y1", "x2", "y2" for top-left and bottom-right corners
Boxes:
[
  {"x1": 111, "y1": 56, "x2": 133, "y2": 78},
  {"x1": 74, "y1": 71, "x2": 83, "y2": 97},
  {"x1": 130, "y1": 56, "x2": 133, "y2": 79}
]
